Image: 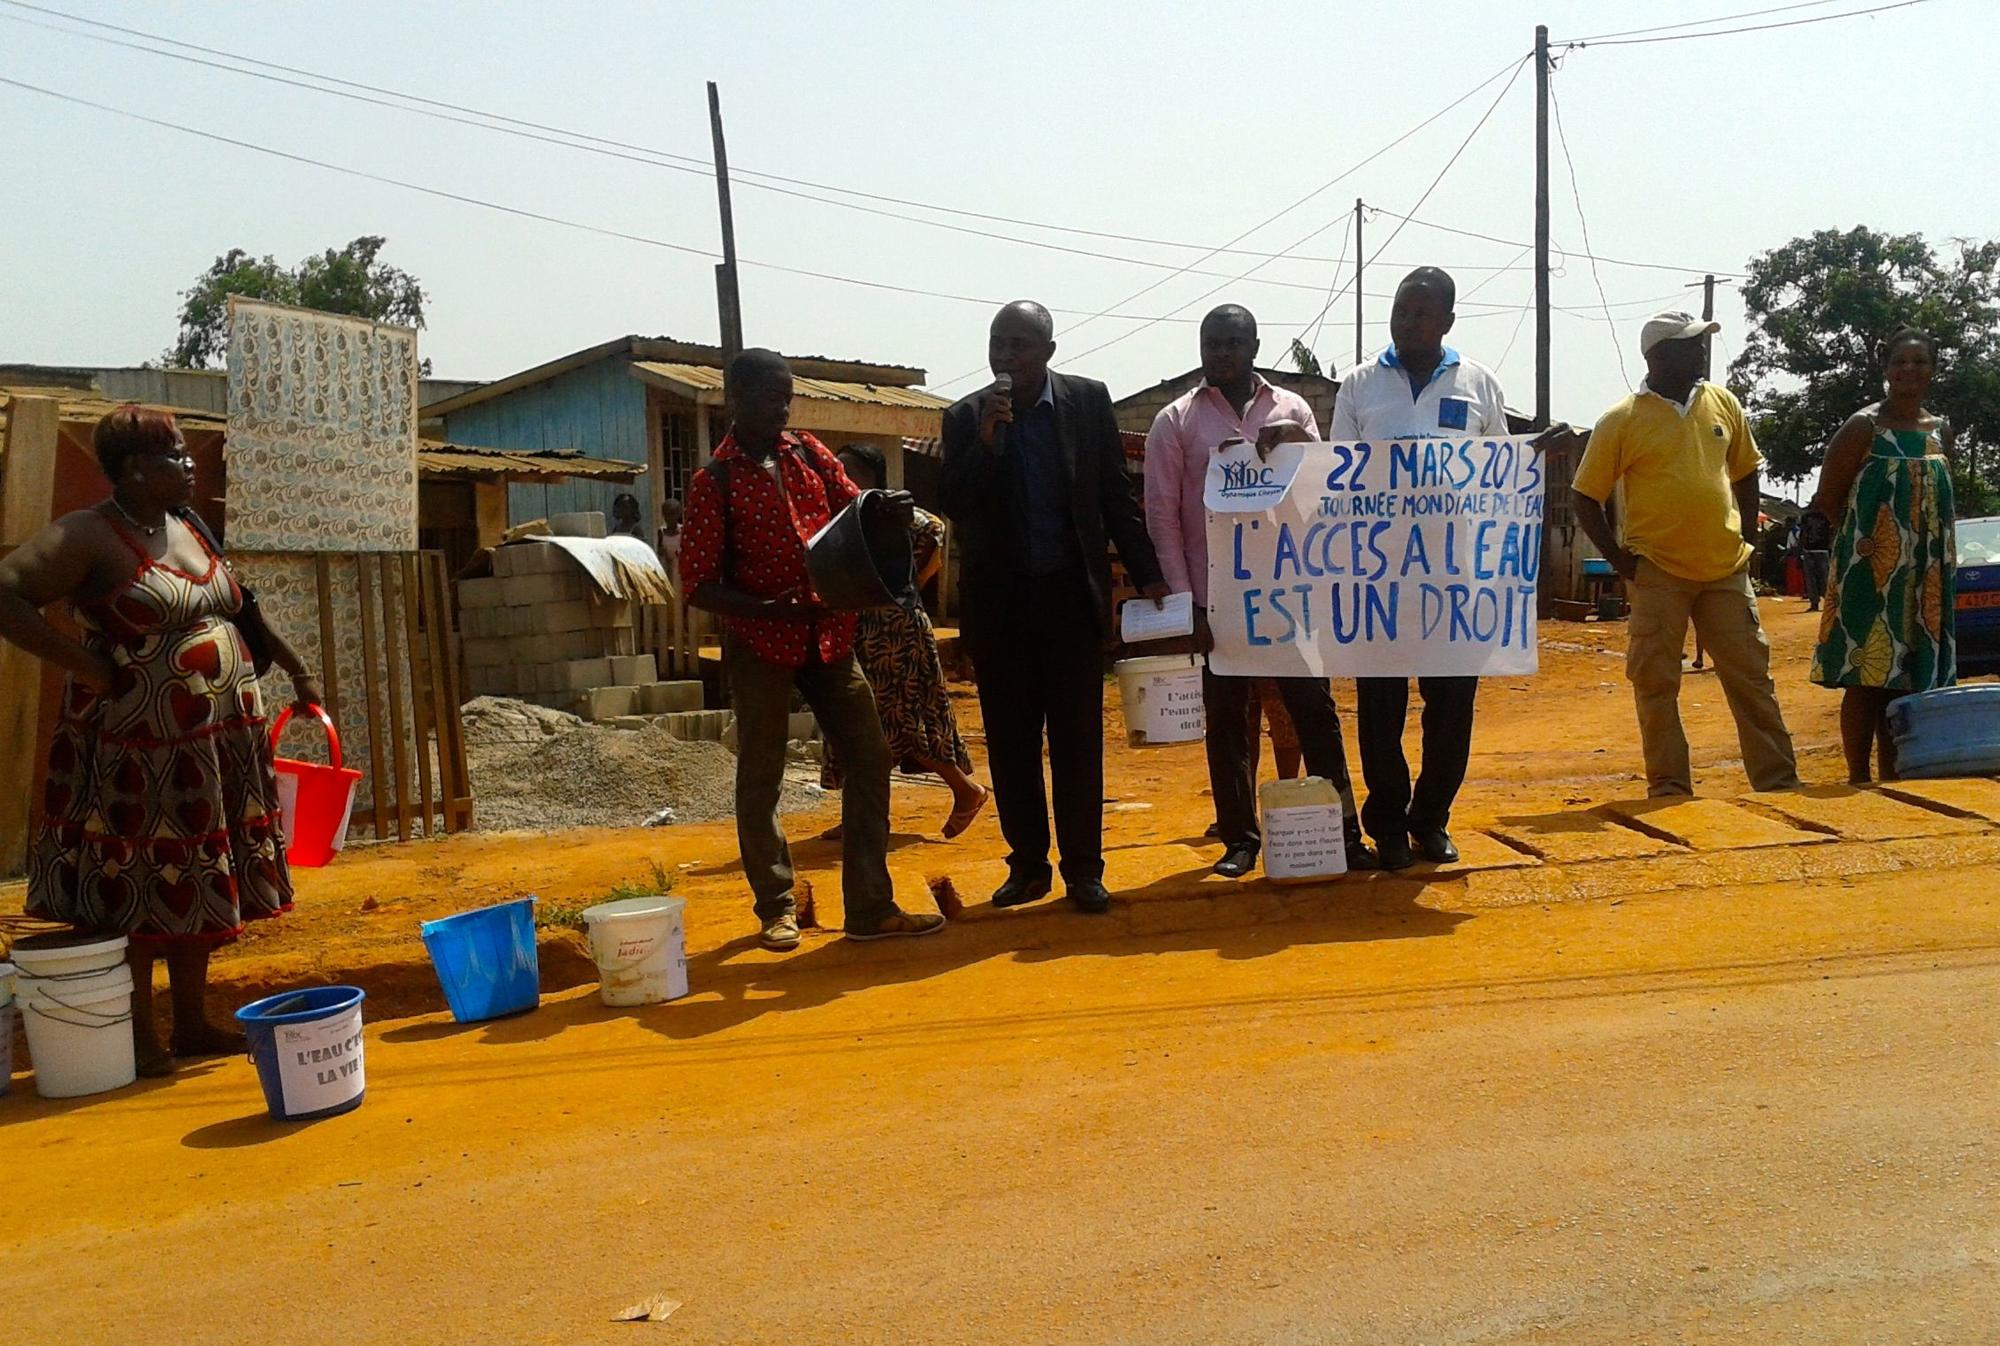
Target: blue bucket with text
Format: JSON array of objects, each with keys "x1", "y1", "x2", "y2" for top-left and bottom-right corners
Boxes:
[
  {"x1": 235, "y1": 986, "x2": 368, "y2": 1122},
  {"x1": 420, "y1": 897, "x2": 540, "y2": 1024}
]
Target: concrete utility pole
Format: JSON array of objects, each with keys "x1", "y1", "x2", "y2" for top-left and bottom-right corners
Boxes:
[
  {"x1": 708, "y1": 81, "x2": 744, "y2": 362},
  {"x1": 1533, "y1": 24, "x2": 1551, "y2": 430},
  {"x1": 1353, "y1": 198, "x2": 1365, "y2": 369}
]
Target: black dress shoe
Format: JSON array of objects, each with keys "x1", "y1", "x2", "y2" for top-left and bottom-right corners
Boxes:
[
  {"x1": 991, "y1": 873, "x2": 1053, "y2": 909},
  {"x1": 1374, "y1": 834, "x2": 1415, "y2": 871},
  {"x1": 1344, "y1": 841, "x2": 1381, "y2": 872},
  {"x1": 1067, "y1": 881, "x2": 1113, "y2": 914},
  {"x1": 1213, "y1": 843, "x2": 1259, "y2": 879},
  {"x1": 1411, "y1": 828, "x2": 1459, "y2": 864}
]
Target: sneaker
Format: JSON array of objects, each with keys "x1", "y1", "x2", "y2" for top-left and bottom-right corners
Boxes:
[
  {"x1": 845, "y1": 909, "x2": 947, "y2": 941},
  {"x1": 759, "y1": 913, "x2": 802, "y2": 952}
]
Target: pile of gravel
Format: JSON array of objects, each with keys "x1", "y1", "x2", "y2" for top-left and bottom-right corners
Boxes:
[{"x1": 462, "y1": 696, "x2": 819, "y2": 832}]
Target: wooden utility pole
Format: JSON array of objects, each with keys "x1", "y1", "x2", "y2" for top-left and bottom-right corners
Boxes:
[
  {"x1": 1701, "y1": 272, "x2": 1717, "y2": 379},
  {"x1": 1533, "y1": 24, "x2": 1552, "y2": 430},
  {"x1": 1353, "y1": 198, "x2": 1365, "y2": 369},
  {"x1": 708, "y1": 81, "x2": 744, "y2": 361}
]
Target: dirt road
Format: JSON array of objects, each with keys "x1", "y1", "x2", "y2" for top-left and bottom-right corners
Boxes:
[{"x1": 7, "y1": 600, "x2": 1999, "y2": 1343}]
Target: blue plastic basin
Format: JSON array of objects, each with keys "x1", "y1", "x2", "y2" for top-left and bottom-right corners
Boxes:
[{"x1": 419, "y1": 897, "x2": 541, "y2": 1024}]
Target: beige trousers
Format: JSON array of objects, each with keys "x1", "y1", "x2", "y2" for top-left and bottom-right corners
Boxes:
[{"x1": 1625, "y1": 558, "x2": 1799, "y2": 797}]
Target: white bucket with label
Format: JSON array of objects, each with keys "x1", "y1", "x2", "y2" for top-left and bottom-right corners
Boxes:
[
  {"x1": 1113, "y1": 654, "x2": 1206, "y2": 747},
  {"x1": 581, "y1": 896, "x2": 689, "y2": 1007},
  {"x1": 17, "y1": 963, "x2": 137, "y2": 1099},
  {"x1": 1260, "y1": 777, "x2": 1349, "y2": 883}
]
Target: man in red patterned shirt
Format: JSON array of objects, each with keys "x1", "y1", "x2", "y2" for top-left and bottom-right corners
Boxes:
[{"x1": 684, "y1": 349, "x2": 946, "y2": 951}]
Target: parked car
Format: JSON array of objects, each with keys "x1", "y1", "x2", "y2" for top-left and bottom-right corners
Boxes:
[{"x1": 1957, "y1": 515, "x2": 2000, "y2": 677}]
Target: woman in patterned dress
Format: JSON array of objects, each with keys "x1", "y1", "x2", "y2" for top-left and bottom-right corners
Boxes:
[
  {"x1": 0, "y1": 407, "x2": 322, "y2": 1076},
  {"x1": 821, "y1": 445, "x2": 988, "y2": 838},
  {"x1": 1807, "y1": 329, "x2": 1957, "y2": 783}
]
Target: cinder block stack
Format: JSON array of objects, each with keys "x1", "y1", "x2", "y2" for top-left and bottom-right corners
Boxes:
[{"x1": 457, "y1": 541, "x2": 709, "y2": 728}]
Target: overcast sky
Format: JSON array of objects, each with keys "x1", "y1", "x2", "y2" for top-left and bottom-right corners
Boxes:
[{"x1": 3, "y1": 0, "x2": 1986, "y2": 470}]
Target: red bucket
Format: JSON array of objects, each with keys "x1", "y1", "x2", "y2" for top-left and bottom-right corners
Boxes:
[{"x1": 270, "y1": 705, "x2": 363, "y2": 868}]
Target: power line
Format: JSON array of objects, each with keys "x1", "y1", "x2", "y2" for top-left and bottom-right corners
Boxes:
[
  {"x1": 1286, "y1": 54, "x2": 1533, "y2": 350},
  {"x1": 1559, "y1": 0, "x2": 1844, "y2": 43},
  {"x1": 1062, "y1": 53, "x2": 1533, "y2": 378},
  {"x1": 1301, "y1": 208, "x2": 1357, "y2": 361},
  {"x1": 1557, "y1": 0, "x2": 1931, "y2": 49},
  {"x1": 0, "y1": 0, "x2": 1541, "y2": 277},
  {"x1": 1547, "y1": 78, "x2": 1631, "y2": 389},
  {"x1": 1365, "y1": 207, "x2": 1744, "y2": 278},
  {"x1": 928, "y1": 52, "x2": 1534, "y2": 391},
  {"x1": 0, "y1": 72, "x2": 1622, "y2": 338}
]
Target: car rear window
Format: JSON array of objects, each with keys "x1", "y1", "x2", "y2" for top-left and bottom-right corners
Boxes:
[{"x1": 1959, "y1": 517, "x2": 2000, "y2": 565}]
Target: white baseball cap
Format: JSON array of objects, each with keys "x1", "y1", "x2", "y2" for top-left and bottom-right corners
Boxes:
[{"x1": 1639, "y1": 310, "x2": 1720, "y2": 358}]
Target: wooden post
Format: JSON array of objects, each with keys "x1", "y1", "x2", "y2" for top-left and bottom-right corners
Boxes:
[
  {"x1": 1534, "y1": 23, "x2": 1552, "y2": 430},
  {"x1": 354, "y1": 555, "x2": 391, "y2": 839},
  {"x1": 312, "y1": 554, "x2": 342, "y2": 729},
  {"x1": 1701, "y1": 273, "x2": 1717, "y2": 381},
  {"x1": 400, "y1": 554, "x2": 435, "y2": 837},
  {"x1": 0, "y1": 395, "x2": 61, "y2": 873},
  {"x1": 426, "y1": 553, "x2": 473, "y2": 830},
  {"x1": 709, "y1": 81, "x2": 744, "y2": 361},
  {"x1": 378, "y1": 555, "x2": 413, "y2": 842}
]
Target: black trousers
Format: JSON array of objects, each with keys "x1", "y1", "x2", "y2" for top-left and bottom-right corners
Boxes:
[
  {"x1": 1203, "y1": 668, "x2": 1359, "y2": 848},
  {"x1": 1356, "y1": 675, "x2": 1478, "y2": 841},
  {"x1": 970, "y1": 570, "x2": 1106, "y2": 885}
]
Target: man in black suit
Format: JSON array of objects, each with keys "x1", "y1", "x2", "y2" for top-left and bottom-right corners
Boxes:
[{"x1": 941, "y1": 300, "x2": 1168, "y2": 914}]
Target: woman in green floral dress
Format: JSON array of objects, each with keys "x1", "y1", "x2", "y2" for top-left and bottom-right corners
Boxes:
[{"x1": 1807, "y1": 328, "x2": 1956, "y2": 782}]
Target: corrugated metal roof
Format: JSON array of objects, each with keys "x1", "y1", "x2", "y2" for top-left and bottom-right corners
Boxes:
[
  {"x1": 1, "y1": 386, "x2": 228, "y2": 440},
  {"x1": 417, "y1": 441, "x2": 644, "y2": 482},
  {"x1": 634, "y1": 362, "x2": 950, "y2": 411}
]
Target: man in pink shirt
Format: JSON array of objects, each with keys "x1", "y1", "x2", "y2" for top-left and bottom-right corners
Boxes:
[{"x1": 1144, "y1": 305, "x2": 1375, "y2": 877}]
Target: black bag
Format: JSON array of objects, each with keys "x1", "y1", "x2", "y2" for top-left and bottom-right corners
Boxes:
[{"x1": 174, "y1": 506, "x2": 276, "y2": 676}]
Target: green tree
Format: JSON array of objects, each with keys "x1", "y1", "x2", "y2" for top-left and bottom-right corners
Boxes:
[
  {"x1": 163, "y1": 235, "x2": 428, "y2": 371},
  {"x1": 1287, "y1": 337, "x2": 1322, "y2": 377},
  {"x1": 1729, "y1": 226, "x2": 2000, "y2": 514}
]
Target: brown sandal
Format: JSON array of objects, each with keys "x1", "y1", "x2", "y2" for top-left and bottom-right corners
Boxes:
[{"x1": 941, "y1": 785, "x2": 990, "y2": 840}]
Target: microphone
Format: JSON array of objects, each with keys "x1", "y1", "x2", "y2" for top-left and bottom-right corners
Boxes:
[{"x1": 991, "y1": 372, "x2": 1012, "y2": 451}]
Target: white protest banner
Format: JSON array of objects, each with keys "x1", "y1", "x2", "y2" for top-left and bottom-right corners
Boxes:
[{"x1": 1206, "y1": 437, "x2": 1544, "y2": 679}]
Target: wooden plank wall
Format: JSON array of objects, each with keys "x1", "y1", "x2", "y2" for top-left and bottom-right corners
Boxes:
[
  {"x1": 272, "y1": 550, "x2": 472, "y2": 843},
  {"x1": 0, "y1": 396, "x2": 61, "y2": 873}
]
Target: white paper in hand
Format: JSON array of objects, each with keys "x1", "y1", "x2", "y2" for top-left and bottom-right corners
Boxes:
[{"x1": 1120, "y1": 590, "x2": 1195, "y2": 644}]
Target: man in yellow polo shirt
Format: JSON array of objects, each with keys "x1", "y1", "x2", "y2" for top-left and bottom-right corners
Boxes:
[{"x1": 1572, "y1": 311, "x2": 1799, "y2": 797}]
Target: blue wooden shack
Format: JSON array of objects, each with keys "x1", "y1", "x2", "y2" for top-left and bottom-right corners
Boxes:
[{"x1": 421, "y1": 336, "x2": 948, "y2": 535}]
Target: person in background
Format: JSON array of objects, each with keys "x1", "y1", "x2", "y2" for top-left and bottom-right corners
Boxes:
[
  {"x1": 1572, "y1": 312, "x2": 1800, "y2": 797},
  {"x1": 683, "y1": 349, "x2": 945, "y2": 950},
  {"x1": 1799, "y1": 506, "x2": 1833, "y2": 613},
  {"x1": 1298, "y1": 267, "x2": 1512, "y2": 870},
  {"x1": 1808, "y1": 327, "x2": 1957, "y2": 783},
  {"x1": 609, "y1": 492, "x2": 645, "y2": 538},
  {"x1": 0, "y1": 406, "x2": 319, "y2": 1076},
  {"x1": 940, "y1": 300, "x2": 1168, "y2": 915},
  {"x1": 1144, "y1": 304, "x2": 1374, "y2": 878},
  {"x1": 821, "y1": 443, "x2": 989, "y2": 838}
]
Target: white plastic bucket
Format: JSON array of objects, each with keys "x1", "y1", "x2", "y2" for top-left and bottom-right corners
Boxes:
[
  {"x1": 1260, "y1": 777, "x2": 1349, "y2": 883},
  {"x1": 581, "y1": 896, "x2": 688, "y2": 1007},
  {"x1": 0, "y1": 961, "x2": 15, "y2": 1099},
  {"x1": 18, "y1": 963, "x2": 137, "y2": 1099},
  {"x1": 9, "y1": 932, "x2": 128, "y2": 980},
  {"x1": 1113, "y1": 654, "x2": 1205, "y2": 747}
]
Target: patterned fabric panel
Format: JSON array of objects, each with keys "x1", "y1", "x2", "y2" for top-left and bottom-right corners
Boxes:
[{"x1": 225, "y1": 299, "x2": 420, "y2": 552}]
